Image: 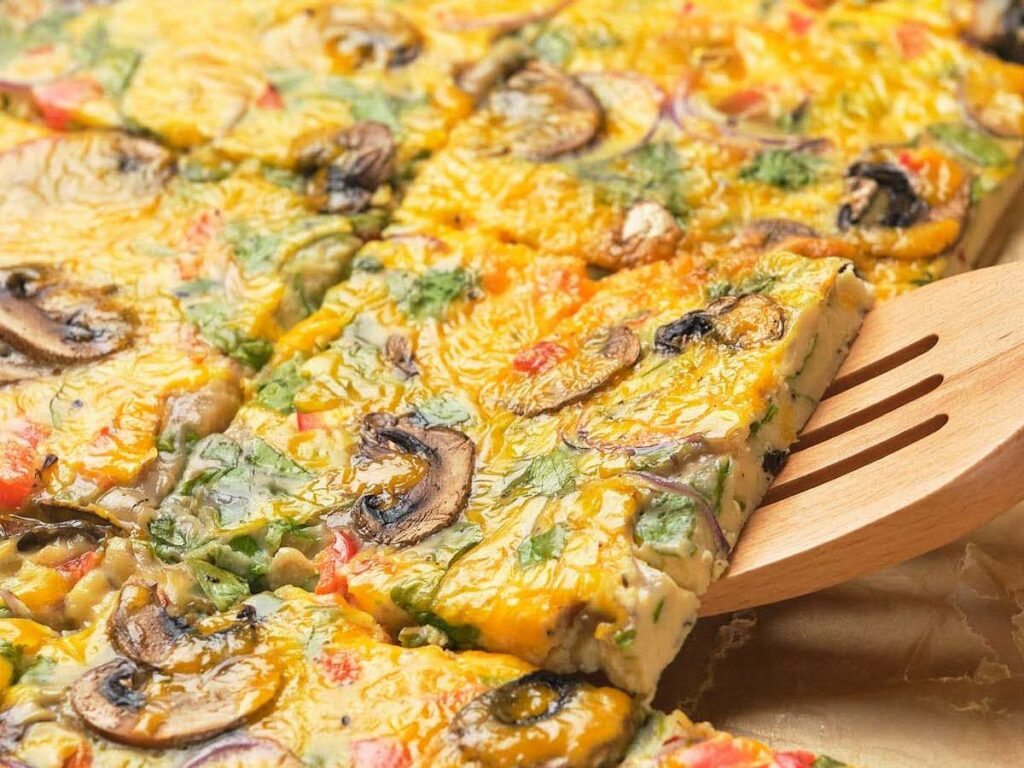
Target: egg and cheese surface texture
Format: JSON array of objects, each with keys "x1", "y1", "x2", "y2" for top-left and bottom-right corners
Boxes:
[
  {"x1": 396, "y1": 0, "x2": 1024, "y2": 298},
  {"x1": 0, "y1": 583, "x2": 646, "y2": 767},
  {"x1": 151, "y1": 228, "x2": 871, "y2": 696},
  {"x1": 4, "y1": 0, "x2": 1023, "y2": 765}
]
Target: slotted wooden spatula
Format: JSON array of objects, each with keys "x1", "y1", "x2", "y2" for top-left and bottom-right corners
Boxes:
[{"x1": 699, "y1": 262, "x2": 1024, "y2": 616}]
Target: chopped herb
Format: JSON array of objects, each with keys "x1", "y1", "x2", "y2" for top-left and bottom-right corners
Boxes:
[
  {"x1": 184, "y1": 301, "x2": 273, "y2": 369},
  {"x1": 394, "y1": 268, "x2": 476, "y2": 320},
  {"x1": 653, "y1": 597, "x2": 666, "y2": 623},
  {"x1": 928, "y1": 123, "x2": 1008, "y2": 167},
  {"x1": 148, "y1": 514, "x2": 193, "y2": 562},
  {"x1": 18, "y1": 655, "x2": 55, "y2": 685},
  {"x1": 254, "y1": 357, "x2": 308, "y2": 414},
  {"x1": 613, "y1": 626, "x2": 637, "y2": 648},
  {"x1": 416, "y1": 394, "x2": 472, "y2": 427},
  {"x1": 749, "y1": 403, "x2": 778, "y2": 436},
  {"x1": 21, "y1": 10, "x2": 75, "y2": 49},
  {"x1": 222, "y1": 221, "x2": 282, "y2": 273},
  {"x1": 517, "y1": 523, "x2": 568, "y2": 568},
  {"x1": 635, "y1": 492, "x2": 697, "y2": 556},
  {"x1": 428, "y1": 523, "x2": 484, "y2": 567},
  {"x1": 575, "y1": 141, "x2": 688, "y2": 221},
  {"x1": 259, "y1": 164, "x2": 305, "y2": 192},
  {"x1": 504, "y1": 450, "x2": 577, "y2": 498},
  {"x1": 188, "y1": 559, "x2": 251, "y2": 611},
  {"x1": 739, "y1": 149, "x2": 819, "y2": 190},
  {"x1": 707, "y1": 281, "x2": 733, "y2": 300},
  {"x1": 247, "y1": 438, "x2": 311, "y2": 478},
  {"x1": 812, "y1": 758, "x2": 850, "y2": 768},
  {"x1": 321, "y1": 76, "x2": 421, "y2": 133},
  {"x1": 534, "y1": 29, "x2": 573, "y2": 66},
  {"x1": 390, "y1": 577, "x2": 479, "y2": 648},
  {"x1": 0, "y1": 640, "x2": 26, "y2": 682}
]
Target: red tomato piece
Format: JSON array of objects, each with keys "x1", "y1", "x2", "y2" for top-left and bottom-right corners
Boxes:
[
  {"x1": 715, "y1": 89, "x2": 768, "y2": 118},
  {"x1": 787, "y1": 11, "x2": 814, "y2": 36},
  {"x1": 31, "y1": 77, "x2": 103, "y2": 130},
  {"x1": 0, "y1": 440, "x2": 40, "y2": 511},
  {"x1": 56, "y1": 550, "x2": 102, "y2": 586},
  {"x1": 897, "y1": 151, "x2": 926, "y2": 174},
  {"x1": 256, "y1": 84, "x2": 285, "y2": 110},
  {"x1": 320, "y1": 650, "x2": 362, "y2": 686},
  {"x1": 296, "y1": 411, "x2": 324, "y2": 432},
  {"x1": 669, "y1": 739, "x2": 759, "y2": 768},
  {"x1": 350, "y1": 738, "x2": 411, "y2": 768},
  {"x1": 315, "y1": 530, "x2": 359, "y2": 595},
  {"x1": 895, "y1": 22, "x2": 931, "y2": 60},
  {"x1": 513, "y1": 341, "x2": 566, "y2": 375},
  {"x1": 772, "y1": 751, "x2": 818, "y2": 768}
]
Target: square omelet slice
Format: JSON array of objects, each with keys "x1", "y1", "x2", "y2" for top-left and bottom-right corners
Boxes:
[{"x1": 154, "y1": 226, "x2": 872, "y2": 697}]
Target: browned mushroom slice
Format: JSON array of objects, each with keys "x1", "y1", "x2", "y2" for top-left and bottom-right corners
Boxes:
[
  {"x1": 352, "y1": 414, "x2": 474, "y2": 548},
  {"x1": 0, "y1": 266, "x2": 133, "y2": 369},
  {"x1": 1, "y1": 516, "x2": 111, "y2": 551},
  {"x1": 316, "y1": 6, "x2": 423, "y2": 69},
  {"x1": 483, "y1": 61, "x2": 603, "y2": 161},
  {"x1": 297, "y1": 121, "x2": 396, "y2": 214},
  {"x1": 0, "y1": 132, "x2": 174, "y2": 212},
  {"x1": 383, "y1": 333, "x2": 418, "y2": 377},
  {"x1": 451, "y1": 671, "x2": 641, "y2": 768},
  {"x1": 495, "y1": 326, "x2": 641, "y2": 417},
  {"x1": 959, "y1": 0, "x2": 1024, "y2": 64},
  {"x1": 110, "y1": 581, "x2": 258, "y2": 674},
  {"x1": 454, "y1": 38, "x2": 531, "y2": 103},
  {"x1": 70, "y1": 655, "x2": 280, "y2": 749},
  {"x1": 601, "y1": 201, "x2": 683, "y2": 269},
  {"x1": 655, "y1": 294, "x2": 786, "y2": 353},
  {"x1": 837, "y1": 162, "x2": 928, "y2": 231},
  {"x1": 737, "y1": 219, "x2": 819, "y2": 250}
]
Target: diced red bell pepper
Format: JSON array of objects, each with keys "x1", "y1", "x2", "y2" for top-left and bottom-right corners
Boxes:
[
  {"x1": 787, "y1": 11, "x2": 814, "y2": 36},
  {"x1": 772, "y1": 751, "x2": 818, "y2": 768},
  {"x1": 320, "y1": 650, "x2": 362, "y2": 685},
  {"x1": 256, "y1": 84, "x2": 285, "y2": 110},
  {"x1": 513, "y1": 341, "x2": 566, "y2": 375},
  {"x1": 668, "y1": 739, "x2": 759, "y2": 767},
  {"x1": 296, "y1": 411, "x2": 324, "y2": 432},
  {"x1": 56, "y1": 549, "x2": 102, "y2": 586},
  {"x1": 32, "y1": 77, "x2": 103, "y2": 130},
  {"x1": 350, "y1": 738, "x2": 411, "y2": 768},
  {"x1": 715, "y1": 89, "x2": 767, "y2": 118},
  {"x1": 895, "y1": 22, "x2": 931, "y2": 60},
  {"x1": 0, "y1": 440, "x2": 40, "y2": 511},
  {"x1": 315, "y1": 529, "x2": 359, "y2": 595}
]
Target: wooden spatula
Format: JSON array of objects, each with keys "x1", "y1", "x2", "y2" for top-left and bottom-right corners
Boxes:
[{"x1": 699, "y1": 262, "x2": 1024, "y2": 616}]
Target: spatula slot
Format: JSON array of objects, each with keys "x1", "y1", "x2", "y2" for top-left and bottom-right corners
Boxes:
[
  {"x1": 825, "y1": 333, "x2": 938, "y2": 398},
  {"x1": 794, "y1": 374, "x2": 944, "y2": 451},
  {"x1": 762, "y1": 413, "x2": 948, "y2": 506}
]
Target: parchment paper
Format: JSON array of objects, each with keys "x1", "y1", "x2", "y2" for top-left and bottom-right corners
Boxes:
[{"x1": 654, "y1": 196, "x2": 1024, "y2": 766}]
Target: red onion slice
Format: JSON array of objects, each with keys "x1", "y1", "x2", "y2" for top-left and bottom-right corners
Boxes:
[
  {"x1": 181, "y1": 734, "x2": 302, "y2": 767},
  {"x1": 626, "y1": 470, "x2": 730, "y2": 554},
  {"x1": 669, "y1": 75, "x2": 830, "y2": 153}
]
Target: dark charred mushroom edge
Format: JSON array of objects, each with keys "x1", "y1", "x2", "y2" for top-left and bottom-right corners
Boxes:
[
  {"x1": 353, "y1": 413, "x2": 475, "y2": 548},
  {"x1": 296, "y1": 121, "x2": 396, "y2": 214}
]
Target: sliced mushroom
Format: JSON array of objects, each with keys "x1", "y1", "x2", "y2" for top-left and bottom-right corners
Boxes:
[
  {"x1": 496, "y1": 326, "x2": 641, "y2": 417},
  {"x1": 655, "y1": 294, "x2": 786, "y2": 352},
  {"x1": 316, "y1": 6, "x2": 423, "y2": 69},
  {"x1": 181, "y1": 734, "x2": 303, "y2": 768},
  {"x1": 454, "y1": 38, "x2": 531, "y2": 103},
  {"x1": 736, "y1": 218, "x2": 819, "y2": 250},
  {"x1": 451, "y1": 671, "x2": 640, "y2": 768},
  {"x1": 383, "y1": 333, "x2": 418, "y2": 377},
  {"x1": 110, "y1": 581, "x2": 258, "y2": 674},
  {"x1": 352, "y1": 414, "x2": 475, "y2": 548},
  {"x1": 961, "y1": 0, "x2": 1024, "y2": 63},
  {"x1": 0, "y1": 266, "x2": 133, "y2": 378},
  {"x1": 1, "y1": 517, "x2": 111, "y2": 552},
  {"x1": 297, "y1": 121, "x2": 396, "y2": 214},
  {"x1": 602, "y1": 201, "x2": 683, "y2": 269},
  {"x1": 483, "y1": 61, "x2": 603, "y2": 161},
  {"x1": 70, "y1": 655, "x2": 280, "y2": 749},
  {"x1": 837, "y1": 162, "x2": 928, "y2": 231}
]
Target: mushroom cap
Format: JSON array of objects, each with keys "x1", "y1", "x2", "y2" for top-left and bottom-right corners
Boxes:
[
  {"x1": 483, "y1": 61, "x2": 604, "y2": 161},
  {"x1": 0, "y1": 266, "x2": 133, "y2": 380},
  {"x1": 655, "y1": 294, "x2": 786, "y2": 353},
  {"x1": 353, "y1": 414, "x2": 475, "y2": 548},
  {"x1": 316, "y1": 7, "x2": 423, "y2": 70},
  {"x1": 70, "y1": 655, "x2": 281, "y2": 749},
  {"x1": 299, "y1": 122, "x2": 396, "y2": 214},
  {"x1": 450, "y1": 671, "x2": 641, "y2": 768},
  {"x1": 110, "y1": 581, "x2": 259, "y2": 674}
]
